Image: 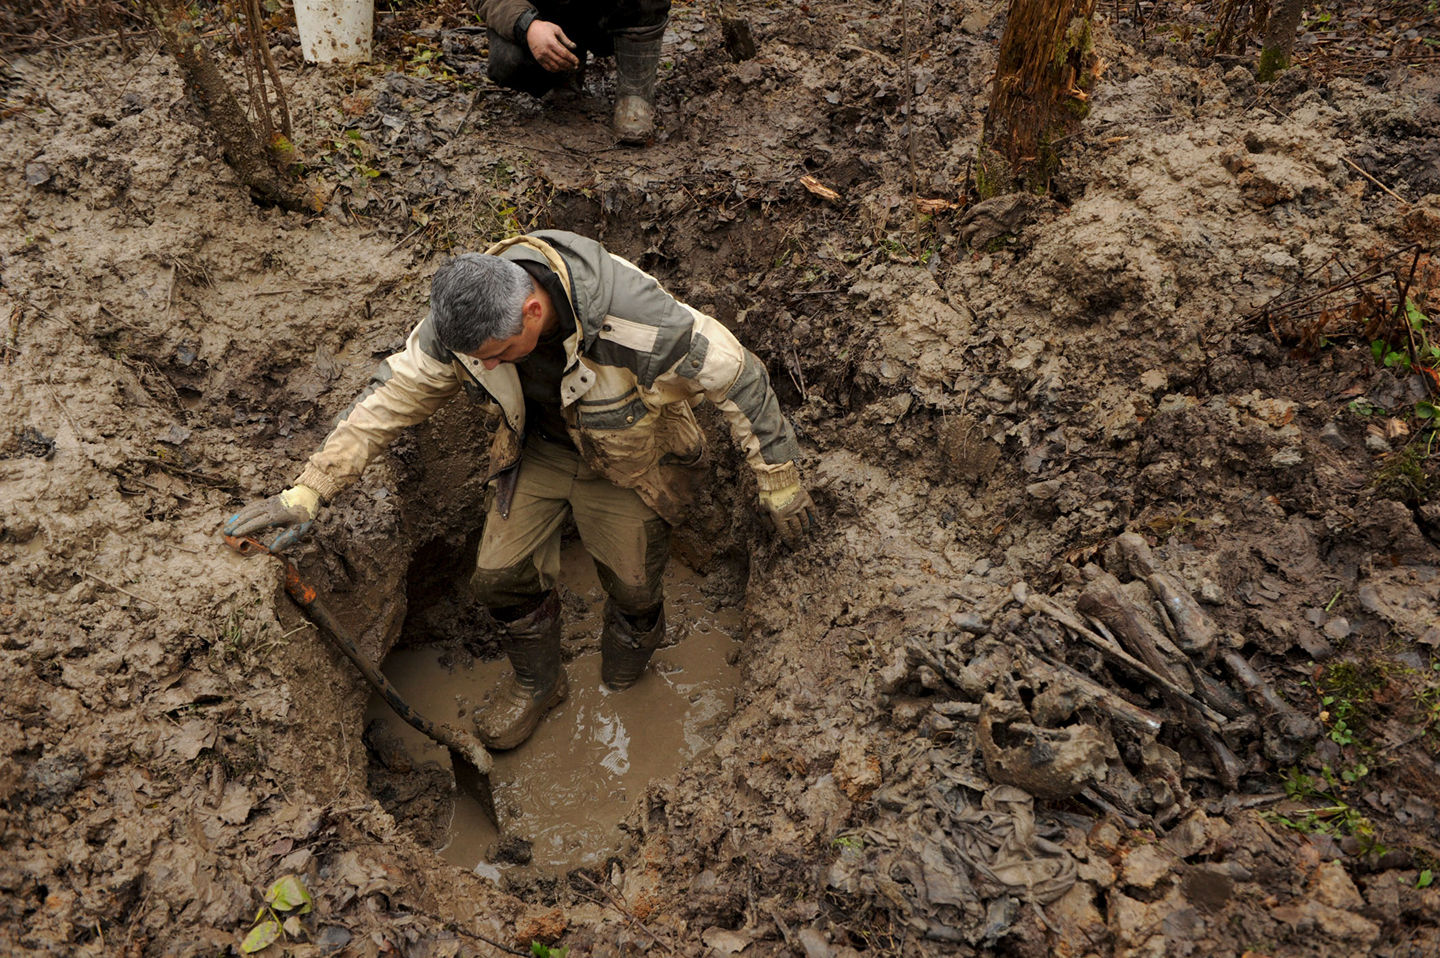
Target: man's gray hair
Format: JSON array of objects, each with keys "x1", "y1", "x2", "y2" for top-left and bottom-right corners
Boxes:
[{"x1": 430, "y1": 253, "x2": 532, "y2": 353}]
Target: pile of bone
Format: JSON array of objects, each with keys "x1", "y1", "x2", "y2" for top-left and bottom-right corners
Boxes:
[{"x1": 883, "y1": 533, "x2": 1321, "y2": 831}]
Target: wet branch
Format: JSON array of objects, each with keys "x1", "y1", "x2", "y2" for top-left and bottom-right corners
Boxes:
[{"x1": 142, "y1": 0, "x2": 310, "y2": 212}]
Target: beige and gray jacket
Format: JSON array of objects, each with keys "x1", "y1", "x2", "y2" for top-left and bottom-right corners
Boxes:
[{"x1": 295, "y1": 231, "x2": 802, "y2": 525}]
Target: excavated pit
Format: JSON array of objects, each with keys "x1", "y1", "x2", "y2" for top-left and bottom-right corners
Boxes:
[{"x1": 365, "y1": 537, "x2": 745, "y2": 877}]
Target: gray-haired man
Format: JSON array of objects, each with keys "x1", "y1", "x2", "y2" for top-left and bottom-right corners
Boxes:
[{"x1": 225, "y1": 230, "x2": 814, "y2": 749}]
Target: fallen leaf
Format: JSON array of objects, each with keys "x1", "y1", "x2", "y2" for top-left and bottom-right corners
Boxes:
[
  {"x1": 915, "y1": 197, "x2": 959, "y2": 214},
  {"x1": 799, "y1": 175, "x2": 841, "y2": 202},
  {"x1": 170, "y1": 721, "x2": 218, "y2": 761},
  {"x1": 702, "y1": 927, "x2": 753, "y2": 954},
  {"x1": 218, "y1": 783, "x2": 254, "y2": 825},
  {"x1": 265, "y1": 875, "x2": 314, "y2": 915},
  {"x1": 241, "y1": 919, "x2": 282, "y2": 954}
]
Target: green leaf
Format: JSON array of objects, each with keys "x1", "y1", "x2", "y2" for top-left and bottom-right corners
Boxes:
[
  {"x1": 1405, "y1": 298, "x2": 1428, "y2": 331},
  {"x1": 242, "y1": 920, "x2": 282, "y2": 953},
  {"x1": 1417, "y1": 401, "x2": 1438, "y2": 420},
  {"x1": 1373, "y1": 340, "x2": 1386, "y2": 364},
  {"x1": 1420, "y1": 869, "x2": 1434, "y2": 888},
  {"x1": 264, "y1": 875, "x2": 313, "y2": 915}
]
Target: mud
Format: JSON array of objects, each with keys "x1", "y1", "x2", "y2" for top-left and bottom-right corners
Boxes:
[
  {"x1": 366, "y1": 539, "x2": 743, "y2": 875},
  {"x1": 3, "y1": 1, "x2": 1440, "y2": 956}
]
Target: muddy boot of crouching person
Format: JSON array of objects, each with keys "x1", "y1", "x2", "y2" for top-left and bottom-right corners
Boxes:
[
  {"x1": 475, "y1": 591, "x2": 568, "y2": 750},
  {"x1": 600, "y1": 599, "x2": 667, "y2": 690},
  {"x1": 611, "y1": 24, "x2": 665, "y2": 143}
]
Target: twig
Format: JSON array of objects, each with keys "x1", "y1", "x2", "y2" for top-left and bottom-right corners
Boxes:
[
  {"x1": 1342, "y1": 155, "x2": 1406, "y2": 203},
  {"x1": 43, "y1": 375, "x2": 85, "y2": 442},
  {"x1": 248, "y1": 286, "x2": 334, "y2": 297},
  {"x1": 83, "y1": 570, "x2": 157, "y2": 606},
  {"x1": 142, "y1": 456, "x2": 236, "y2": 487},
  {"x1": 574, "y1": 874, "x2": 677, "y2": 955},
  {"x1": 397, "y1": 907, "x2": 528, "y2": 957}
]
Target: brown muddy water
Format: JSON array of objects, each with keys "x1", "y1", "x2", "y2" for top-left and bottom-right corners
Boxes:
[{"x1": 364, "y1": 539, "x2": 743, "y2": 875}]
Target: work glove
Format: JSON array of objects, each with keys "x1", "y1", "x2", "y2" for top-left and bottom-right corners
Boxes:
[
  {"x1": 757, "y1": 481, "x2": 816, "y2": 547},
  {"x1": 223, "y1": 484, "x2": 321, "y2": 553}
]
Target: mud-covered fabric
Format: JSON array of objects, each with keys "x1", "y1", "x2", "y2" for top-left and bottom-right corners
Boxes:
[
  {"x1": 475, "y1": 0, "x2": 671, "y2": 49},
  {"x1": 469, "y1": 436, "x2": 669, "y2": 615},
  {"x1": 295, "y1": 230, "x2": 802, "y2": 525}
]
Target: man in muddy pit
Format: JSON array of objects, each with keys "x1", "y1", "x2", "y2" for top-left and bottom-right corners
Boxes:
[
  {"x1": 226, "y1": 230, "x2": 814, "y2": 749},
  {"x1": 475, "y1": 0, "x2": 670, "y2": 144}
]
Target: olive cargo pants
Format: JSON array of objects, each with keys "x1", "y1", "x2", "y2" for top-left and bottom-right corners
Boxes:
[{"x1": 470, "y1": 436, "x2": 671, "y2": 617}]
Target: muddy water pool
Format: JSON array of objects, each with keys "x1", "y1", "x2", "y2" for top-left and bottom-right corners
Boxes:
[{"x1": 364, "y1": 539, "x2": 743, "y2": 873}]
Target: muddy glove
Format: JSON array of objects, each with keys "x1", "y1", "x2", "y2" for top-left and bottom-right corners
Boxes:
[
  {"x1": 757, "y1": 481, "x2": 816, "y2": 546},
  {"x1": 223, "y1": 484, "x2": 321, "y2": 552}
]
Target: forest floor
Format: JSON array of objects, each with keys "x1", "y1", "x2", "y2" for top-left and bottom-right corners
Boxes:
[{"x1": 3, "y1": 0, "x2": 1440, "y2": 955}]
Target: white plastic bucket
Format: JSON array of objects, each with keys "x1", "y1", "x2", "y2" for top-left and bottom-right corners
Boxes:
[{"x1": 294, "y1": 0, "x2": 373, "y2": 64}]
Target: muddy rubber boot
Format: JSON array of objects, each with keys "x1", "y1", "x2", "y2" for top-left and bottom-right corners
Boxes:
[
  {"x1": 475, "y1": 592, "x2": 568, "y2": 750},
  {"x1": 612, "y1": 31, "x2": 663, "y2": 144},
  {"x1": 600, "y1": 599, "x2": 667, "y2": 691}
]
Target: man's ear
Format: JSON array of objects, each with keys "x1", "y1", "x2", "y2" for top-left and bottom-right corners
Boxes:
[{"x1": 523, "y1": 293, "x2": 545, "y2": 324}]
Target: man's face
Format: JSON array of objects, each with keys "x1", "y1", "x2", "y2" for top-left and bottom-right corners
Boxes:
[{"x1": 465, "y1": 295, "x2": 544, "y2": 370}]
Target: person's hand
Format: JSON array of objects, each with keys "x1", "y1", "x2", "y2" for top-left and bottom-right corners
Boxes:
[
  {"x1": 223, "y1": 484, "x2": 321, "y2": 553},
  {"x1": 526, "y1": 20, "x2": 579, "y2": 72},
  {"x1": 757, "y1": 482, "x2": 816, "y2": 546}
]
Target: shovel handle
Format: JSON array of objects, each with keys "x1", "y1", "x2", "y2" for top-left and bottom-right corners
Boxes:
[{"x1": 222, "y1": 535, "x2": 493, "y2": 774}]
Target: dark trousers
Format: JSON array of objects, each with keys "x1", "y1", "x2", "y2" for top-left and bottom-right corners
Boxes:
[{"x1": 487, "y1": 0, "x2": 670, "y2": 96}]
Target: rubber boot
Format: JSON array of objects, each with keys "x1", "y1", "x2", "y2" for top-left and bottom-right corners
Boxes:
[
  {"x1": 600, "y1": 599, "x2": 667, "y2": 691},
  {"x1": 475, "y1": 592, "x2": 567, "y2": 750},
  {"x1": 612, "y1": 30, "x2": 663, "y2": 144}
]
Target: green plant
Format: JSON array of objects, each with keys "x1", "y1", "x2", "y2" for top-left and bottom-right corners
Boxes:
[
  {"x1": 1420, "y1": 870, "x2": 1435, "y2": 888},
  {"x1": 1370, "y1": 443, "x2": 1437, "y2": 503},
  {"x1": 531, "y1": 943, "x2": 569, "y2": 958},
  {"x1": 1372, "y1": 299, "x2": 1440, "y2": 377},
  {"x1": 1316, "y1": 661, "x2": 1387, "y2": 745},
  {"x1": 1347, "y1": 399, "x2": 1384, "y2": 417},
  {"x1": 1268, "y1": 764, "x2": 1384, "y2": 853},
  {"x1": 241, "y1": 875, "x2": 313, "y2": 953}
]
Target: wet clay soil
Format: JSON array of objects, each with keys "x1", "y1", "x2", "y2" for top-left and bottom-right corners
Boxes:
[
  {"x1": 365, "y1": 540, "x2": 742, "y2": 874},
  {"x1": 3, "y1": 1, "x2": 1440, "y2": 956}
]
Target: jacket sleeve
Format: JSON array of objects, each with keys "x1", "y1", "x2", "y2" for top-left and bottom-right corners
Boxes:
[
  {"x1": 294, "y1": 317, "x2": 462, "y2": 501},
  {"x1": 660, "y1": 306, "x2": 804, "y2": 492},
  {"x1": 475, "y1": 0, "x2": 538, "y2": 43}
]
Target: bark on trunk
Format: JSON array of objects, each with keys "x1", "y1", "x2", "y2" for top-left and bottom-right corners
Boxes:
[
  {"x1": 984, "y1": 0, "x2": 1099, "y2": 192},
  {"x1": 144, "y1": 0, "x2": 310, "y2": 212},
  {"x1": 1258, "y1": 0, "x2": 1306, "y2": 81}
]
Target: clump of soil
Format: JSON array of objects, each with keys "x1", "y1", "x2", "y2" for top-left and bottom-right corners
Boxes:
[{"x1": 2, "y1": 1, "x2": 1439, "y2": 956}]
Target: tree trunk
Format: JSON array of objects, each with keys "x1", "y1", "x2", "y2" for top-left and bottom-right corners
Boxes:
[
  {"x1": 144, "y1": 0, "x2": 311, "y2": 212},
  {"x1": 1257, "y1": 0, "x2": 1306, "y2": 82},
  {"x1": 984, "y1": 0, "x2": 1100, "y2": 193}
]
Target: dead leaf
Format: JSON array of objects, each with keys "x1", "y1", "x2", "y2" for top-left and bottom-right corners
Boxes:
[
  {"x1": 170, "y1": 721, "x2": 218, "y2": 761},
  {"x1": 1383, "y1": 418, "x2": 1410, "y2": 440},
  {"x1": 702, "y1": 927, "x2": 753, "y2": 954},
  {"x1": 799, "y1": 175, "x2": 841, "y2": 202},
  {"x1": 915, "y1": 197, "x2": 959, "y2": 215},
  {"x1": 218, "y1": 783, "x2": 255, "y2": 825}
]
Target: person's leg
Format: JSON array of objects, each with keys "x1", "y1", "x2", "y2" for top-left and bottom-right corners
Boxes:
[
  {"x1": 486, "y1": 27, "x2": 571, "y2": 97},
  {"x1": 570, "y1": 460, "x2": 672, "y2": 690},
  {"x1": 606, "y1": 0, "x2": 670, "y2": 142},
  {"x1": 470, "y1": 439, "x2": 577, "y2": 749}
]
